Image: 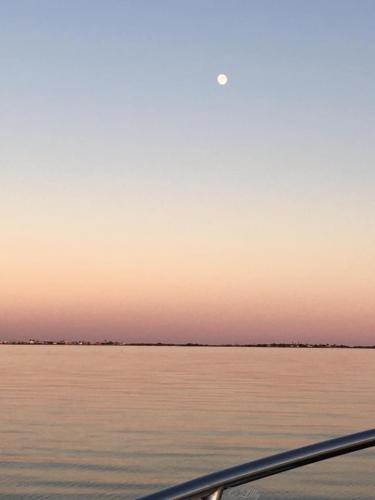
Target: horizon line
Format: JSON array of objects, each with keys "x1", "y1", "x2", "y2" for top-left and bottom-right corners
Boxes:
[{"x1": 1, "y1": 340, "x2": 374, "y2": 349}]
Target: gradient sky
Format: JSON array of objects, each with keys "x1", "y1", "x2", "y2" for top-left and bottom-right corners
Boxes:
[{"x1": 1, "y1": 0, "x2": 374, "y2": 344}]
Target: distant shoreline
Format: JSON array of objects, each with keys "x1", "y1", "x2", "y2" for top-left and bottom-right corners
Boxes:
[{"x1": 0, "y1": 341, "x2": 374, "y2": 349}]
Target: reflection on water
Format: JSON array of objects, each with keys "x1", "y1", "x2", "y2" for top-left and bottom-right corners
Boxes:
[{"x1": 0, "y1": 346, "x2": 374, "y2": 498}]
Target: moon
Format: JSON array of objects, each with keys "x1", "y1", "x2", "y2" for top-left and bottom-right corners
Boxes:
[{"x1": 217, "y1": 73, "x2": 228, "y2": 86}]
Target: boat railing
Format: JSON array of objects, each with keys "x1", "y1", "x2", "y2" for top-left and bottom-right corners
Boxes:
[{"x1": 138, "y1": 428, "x2": 375, "y2": 500}]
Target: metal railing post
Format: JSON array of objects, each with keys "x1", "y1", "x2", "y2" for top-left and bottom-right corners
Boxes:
[{"x1": 203, "y1": 487, "x2": 223, "y2": 500}]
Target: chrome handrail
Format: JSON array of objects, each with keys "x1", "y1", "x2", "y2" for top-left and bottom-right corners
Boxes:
[{"x1": 138, "y1": 428, "x2": 375, "y2": 500}]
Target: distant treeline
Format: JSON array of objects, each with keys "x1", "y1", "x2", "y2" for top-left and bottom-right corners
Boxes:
[{"x1": 0, "y1": 340, "x2": 374, "y2": 349}]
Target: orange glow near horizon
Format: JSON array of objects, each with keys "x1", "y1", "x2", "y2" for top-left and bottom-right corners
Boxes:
[{"x1": 1, "y1": 184, "x2": 374, "y2": 344}]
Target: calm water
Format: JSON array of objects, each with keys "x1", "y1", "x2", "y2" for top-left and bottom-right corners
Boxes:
[{"x1": 0, "y1": 346, "x2": 374, "y2": 499}]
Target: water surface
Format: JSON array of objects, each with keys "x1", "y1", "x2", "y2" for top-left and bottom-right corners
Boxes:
[{"x1": 0, "y1": 346, "x2": 374, "y2": 498}]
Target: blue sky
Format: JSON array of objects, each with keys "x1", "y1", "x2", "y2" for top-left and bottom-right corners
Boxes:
[{"x1": 2, "y1": 0, "x2": 374, "y2": 187}]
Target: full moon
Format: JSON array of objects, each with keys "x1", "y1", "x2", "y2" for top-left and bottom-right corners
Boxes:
[{"x1": 217, "y1": 73, "x2": 228, "y2": 85}]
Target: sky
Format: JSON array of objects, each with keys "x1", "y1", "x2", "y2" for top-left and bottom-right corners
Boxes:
[{"x1": 1, "y1": 0, "x2": 374, "y2": 344}]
